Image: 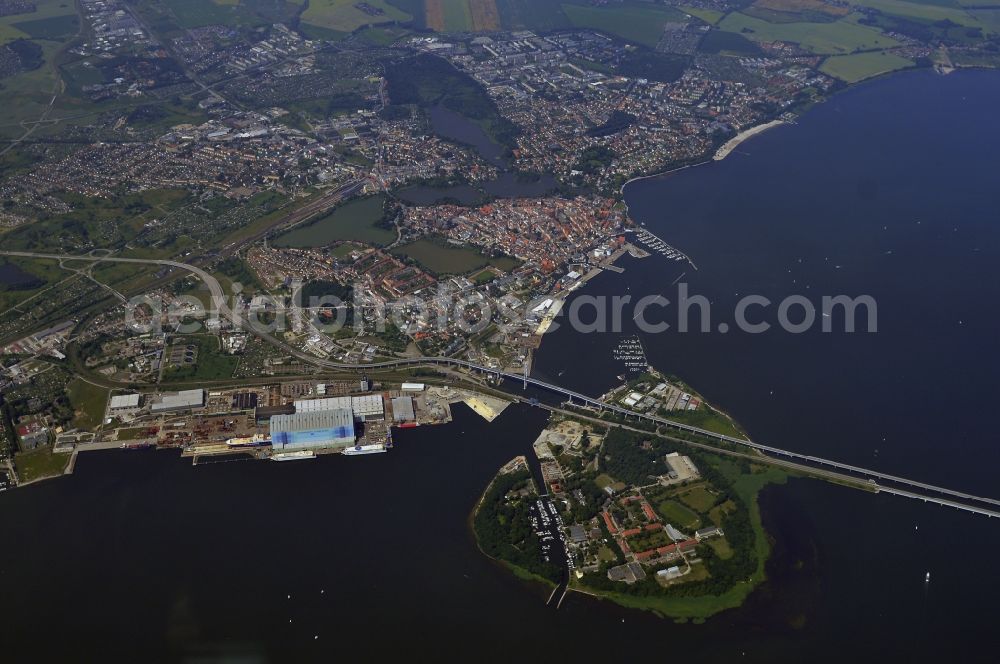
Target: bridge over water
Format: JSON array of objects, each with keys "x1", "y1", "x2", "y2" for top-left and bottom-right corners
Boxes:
[{"x1": 5, "y1": 250, "x2": 998, "y2": 518}]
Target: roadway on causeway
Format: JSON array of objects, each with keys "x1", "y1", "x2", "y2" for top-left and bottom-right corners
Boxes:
[{"x1": 3, "y1": 250, "x2": 998, "y2": 518}]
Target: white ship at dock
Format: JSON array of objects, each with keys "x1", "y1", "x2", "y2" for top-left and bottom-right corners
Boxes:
[
  {"x1": 342, "y1": 444, "x2": 387, "y2": 456},
  {"x1": 271, "y1": 450, "x2": 316, "y2": 462}
]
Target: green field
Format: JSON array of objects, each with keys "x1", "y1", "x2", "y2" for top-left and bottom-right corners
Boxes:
[
  {"x1": 160, "y1": 0, "x2": 266, "y2": 29},
  {"x1": 443, "y1": 0, "x2": 474, "y2": 31},
  {"x1": 14, "y1": 445, "x2": 69, "y2": 483},
  {"x1": 561, "y1": 2, "x2": 686, "y2": 47},
  {"x1": 355, "y1": 24, "x2": 412, "y2": 45},
  {"x1": 0, "y1": 38, "x2": 63, "y2": 138},
  {"x1": 656, "y1": 499, "x2": 702, "y2": 530},
  {"x1": 719, "y1": 11, "x2": 900, "y2": 53},
  {"x1": 820, "y1": 50, "x2": 914, "y2": 82},
  {"x1": 391, "y1": 238, "x2": 519, "y2": 275},
  {"x1": 663, "y1": 407, "x2": 744, "y2": 438},
  {"x1": 11, "y1": 13, "x2": 78, "y2": 40},
  {"x1": 970, "y1": 8, "x2": 1000, "y2": 33},
  {"x1": 0, "y1": 0, "x2": 78, "y2": 45},
  {"x1": 493, "y1": 0, "x2": 566, "y2": 31},
  {"x1": 709, "y1": 537, "x2": 734, "y2": 559},
  {"x1": 471, "y1": 268, "x2": 495, "y2": 284},
  {"x1": 682, "y1": 6, "x2": 725, "y2": 24},
  {"x1": 595, "y1": 473, "x2": 628, "y2": 492},
  {"x1": 67, "y1": 378, "x2": 108, "y2": 430},
  {"x1": 302, "y1": 0, "x2": 412, "y2": 33},
  {"x1": 679, "y1": 485, "x2": 717, "y2": 513},
  {"x1": 848, "y1": 0, "x2": 988, "y2": 27},
  {"x1": 274, "y1": 195, "x2": 395, "y2": 248}
]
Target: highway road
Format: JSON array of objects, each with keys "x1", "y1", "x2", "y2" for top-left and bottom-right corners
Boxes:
[{"x1": 4, "y1": 249, "x2": 1000, "y2": 517}]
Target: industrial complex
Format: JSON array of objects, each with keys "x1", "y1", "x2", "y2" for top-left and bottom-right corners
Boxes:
[{"x1": 72, "y1": 380, "x2": 511, "y2": 464}]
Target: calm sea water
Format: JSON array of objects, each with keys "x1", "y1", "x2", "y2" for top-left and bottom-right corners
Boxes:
[
  {"x1": 534, "y1": 67, "x2": 1000, "y2": 658},
  {"x1": 3, "y1": 70, "x2": 999, "y2": 661}
]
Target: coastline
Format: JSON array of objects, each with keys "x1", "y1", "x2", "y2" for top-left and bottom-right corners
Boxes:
[
  {"x1": 469, "y1": 461, "x2": 558, "y2": 591},
  {"x1": 619, "y1": 159, "x2": 711, "y2": 196},
  {"x1": 616, "y1": 118, "x2": 787, "y2": 199},
  {"x1": 712, "y1": 120, "x2": 785, "y2": 162}
]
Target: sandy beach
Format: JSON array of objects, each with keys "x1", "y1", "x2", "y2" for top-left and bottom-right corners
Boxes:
[{"x1": 713, "y1": 119, "x2": 785, "y2": 161}]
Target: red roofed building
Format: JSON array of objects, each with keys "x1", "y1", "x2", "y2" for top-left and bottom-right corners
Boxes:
[{"x1": 601, "y1": 511, "x2": 619, "y2": 534}]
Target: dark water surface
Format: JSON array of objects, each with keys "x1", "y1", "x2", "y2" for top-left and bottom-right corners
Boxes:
[
  {"x1": 0, "y1": 261, "x2": 39, "y2": 288},
  {"x1": 3, "y1": 70, "x2": 1000, "y2": 661},
  {"x1": 533, "y1": 68, "x2": 1000, "y2": 659},
  {"x1": 428, "y1": 104, "x2": 506, "y2": 166}
]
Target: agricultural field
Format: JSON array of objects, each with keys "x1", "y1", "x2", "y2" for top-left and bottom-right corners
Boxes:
[
  {"x1": 0, "y1": 40, "x2": 68, "y2": 139},
  {"x1": 718, "y1": 11, "x2": 900, "y2": 53},
  {"x1": 745, "y1": 0, "x2": 849, "y2": 23},
  {"x1": 493, "y1": 0, "x2": 571, "y2": 31},
  {"x1": 0, "y1": 0, "x2": 78, "y2": 45},
  {"x1": 848, "y1": 0, "x2": 988, "y2": 27},
  {"x1": 820, "y1": 50, "x2": 914, "y2": 82},
  {"x1": 561, "y1": 2, "x2": 687, "y2": 47},
  {"x1": 391, "y1": 238, "x2": 518, "y2": 275},
  {"x1": 159, "y1": 0, "x2": 275, "y2": 29},
  {"x1": 302, "y1": 0, "x2": 412, "y2": 33},
  {"x1": 682, "y1": 6, "x2": 725, "y2": 25},
  {"x1": 970, "y1": 8, "x2": 1000, "y2": 33},
  {"x1": 425, "y1": 0, "x2": 500, "y2": 31}
]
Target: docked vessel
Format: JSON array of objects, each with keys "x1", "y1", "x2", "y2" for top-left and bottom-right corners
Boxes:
[
  {"x1": 121, "y1": 441, "x2": 155, "y2": 450},
  {"x1": 271, "y1": 450, "x2": 316, "y2": 461},
  {"x1": 342, "y1": 444, "x2": 387, "y2": 456},
  {"x1": 226, "y1": 434, "x2": 271, "y2": 448}
]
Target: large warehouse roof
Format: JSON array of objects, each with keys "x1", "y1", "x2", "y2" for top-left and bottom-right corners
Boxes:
[
  {"x1": 351, "y1": 394, "x2": 384, "y2": 417},
  {"x1": 151, "y1": 389, "x2": 205, "y2": 413},
  {"x1": 391, "y1": 396, "x2": 415, "y2": 423},
  {"x1": 295, "y1": 396, "x2": 352, "y2": 413},
  {"x1": 110, "y1": 393, "x2": 141, "y2": 410},
  {"x1": 294, "y1": 395, "x2": 384, "y2": 419},
  {"x1": 272, "y1": 408, "x2": 354, "y2": 432},
  {"x1": 270, "y1": 408, "x2": 355, "y2": 451}
]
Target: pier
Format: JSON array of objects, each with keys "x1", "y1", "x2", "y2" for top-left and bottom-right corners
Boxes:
[{"x1": 626, "y1": 229, "x2": 697, "y2": 270}]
